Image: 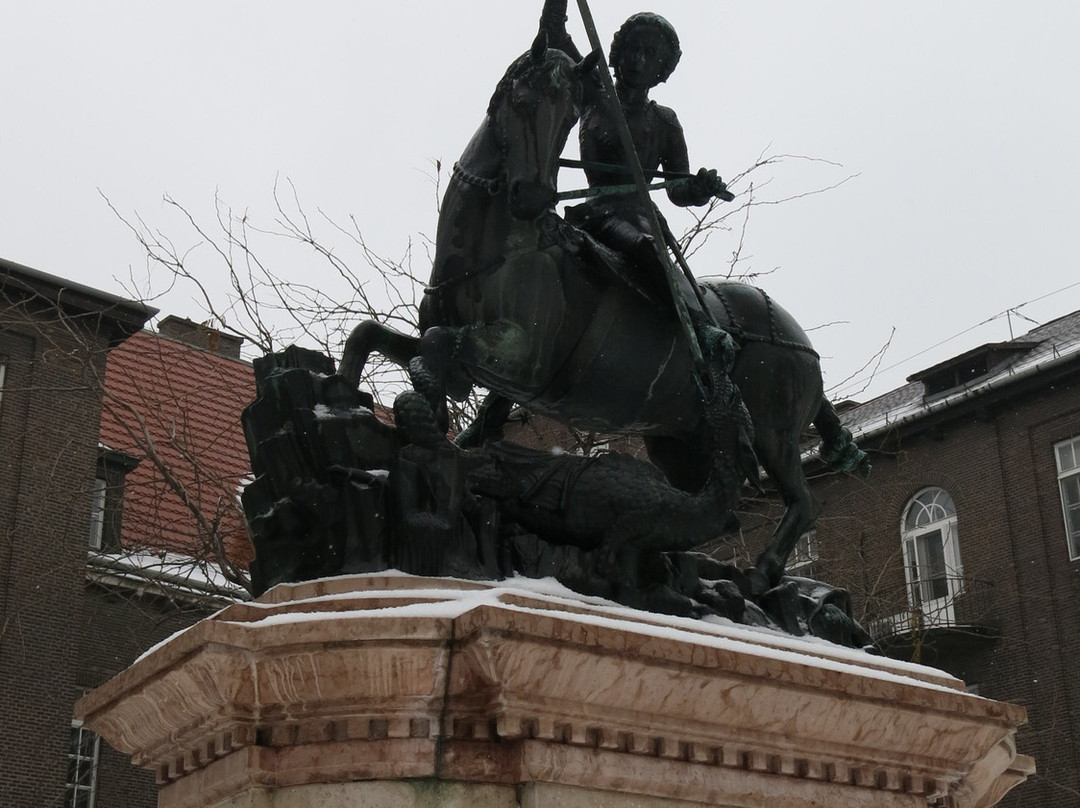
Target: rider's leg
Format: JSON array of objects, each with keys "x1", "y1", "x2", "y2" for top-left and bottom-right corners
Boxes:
[{"x1": 589, "y1": 216, "x2": 671, "y2": 300}]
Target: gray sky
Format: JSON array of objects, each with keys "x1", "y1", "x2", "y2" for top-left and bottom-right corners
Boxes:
[{"x1": 3, "y1": 1, "x2": 1079, "y2": 401}]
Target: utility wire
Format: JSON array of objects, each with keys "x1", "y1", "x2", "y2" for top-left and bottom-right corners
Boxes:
[{"x1": 830, "y1": 278, "x2": 1080, "y2": 399}]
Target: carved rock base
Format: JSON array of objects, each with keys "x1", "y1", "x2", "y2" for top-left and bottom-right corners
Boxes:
[{"x1": 76, "y1": 574, "x2": 1033, "y2": 808}]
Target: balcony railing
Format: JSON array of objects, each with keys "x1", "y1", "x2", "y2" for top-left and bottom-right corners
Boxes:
[{"x1": 864, "y1": 577, "x2": 997, "y2": 644}]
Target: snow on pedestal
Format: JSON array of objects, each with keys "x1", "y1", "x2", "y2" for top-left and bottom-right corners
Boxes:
[{"x1": 76, "y1": 574, "x2": 1033, "y2": 808}]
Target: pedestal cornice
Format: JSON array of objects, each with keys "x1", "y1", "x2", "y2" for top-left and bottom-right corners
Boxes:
[{"x1": 76, "y1": 574, "x2": 1033, "y2": 808}]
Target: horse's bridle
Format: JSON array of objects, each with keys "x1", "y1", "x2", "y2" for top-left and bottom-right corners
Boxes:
[{"x1": 451, "y1": 161, "x2": 505, "y2": 197}]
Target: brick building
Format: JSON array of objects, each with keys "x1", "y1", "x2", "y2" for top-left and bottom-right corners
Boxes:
[
  {"x1": 1, "y1": 258, "x2": 254, "y2": 807},
  {"x1": 1, "y1": 258, "x2": 151, "y2": 806},
  {"x1": 738, "y1": 309, "x2": 1080, "y2": 806}
]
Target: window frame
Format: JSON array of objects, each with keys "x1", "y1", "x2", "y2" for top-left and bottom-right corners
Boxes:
[
  {"x1": 787, "y1": 530, "x2": 818, "y2": 578},
  {"x1": 1054, "y1": 436, "x2": 1080, "y2": 561},
  {"x1": 89, "y1": 447, "x2": 141, "y2": 552},
  {"x1": 88, "y1": 474, "x2": 107, "y2": 551},
  {"x1": 66, "y1": 720, "x2": 100, "y2": 808},
  {"x1": 900, "y1": 487, "x2": 963, "y2": 624}
]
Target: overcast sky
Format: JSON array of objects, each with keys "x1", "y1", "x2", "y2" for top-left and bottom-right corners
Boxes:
[{"x1": 3, "y1": 1, "x2": 1078, "y2": 402}]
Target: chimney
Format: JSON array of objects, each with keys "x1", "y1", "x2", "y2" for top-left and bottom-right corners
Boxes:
[{"x1": 157, "y1": 315, "x2": 243, "y2": 360}]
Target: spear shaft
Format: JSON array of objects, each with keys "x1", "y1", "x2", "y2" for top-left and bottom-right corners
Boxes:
[
  {"x1": 559, "y1": 157, "x2": 694, "y2": 181},
  {"x1": 556, "y1": 178, "x2": 688, "y2": 202}
]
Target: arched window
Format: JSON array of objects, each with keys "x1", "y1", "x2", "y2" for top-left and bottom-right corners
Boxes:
[
  {"x1": 901, "y1": 487, "x2": 963, "y2": 624},
  {"x1": 1055, "y1": 436, "x2": 1080, "y2": 560}
]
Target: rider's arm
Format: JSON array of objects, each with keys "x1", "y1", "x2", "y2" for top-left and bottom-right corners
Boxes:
[
  {"x1": 539, "y1": 0, "x2": 583, "y2": 61},
  {"x1": 578, "y1": 101, "x2": 625, "y2": 188},
  {"x1": 659, "y1": 105, "x2": 725, "y2": 207}
]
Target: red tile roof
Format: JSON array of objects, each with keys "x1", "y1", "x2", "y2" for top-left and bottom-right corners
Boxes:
[{"x1": 99, "y1": 330, "x2": 255, "y2": 563}]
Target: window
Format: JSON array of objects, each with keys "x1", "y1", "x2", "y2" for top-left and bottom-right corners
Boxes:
[
  {"x1": 88, "y1": 475, "x2": 107, "y2": 550},
  {"x1": 571, "y1": 435, "x2": 610, "y2": 457},
  {"x1": 88, "y1": 447, "x2": 140, "y2": 552},
  {"x1": 901, "y1": 487, "x2": 963, "y2": 625},
  {"x1": 66, "y1": 721, "x2": 100, "y2": 808},
  {"x1": 1056, "y1": 436, "x2": 1080, "y2": 560},
  {"x1": 787, "y1": 530, "x2": 818, "y2": 577}
]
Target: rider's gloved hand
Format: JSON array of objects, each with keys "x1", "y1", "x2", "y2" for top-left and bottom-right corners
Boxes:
[
  {"x1": 686, "y1": 168, "x2": 719, "y2": 206},
  {"x1": 712, "y1": 173, "x2": 735, "y2": 203},
  {"x1": 687, "y1": 168, "x2": 735, "y2": 205}
]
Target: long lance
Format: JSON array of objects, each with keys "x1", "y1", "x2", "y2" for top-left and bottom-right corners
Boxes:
[
  {"x1": 570, "y1": 0, "x2": 712, "y2": 371},
  {"x1": 573, "y1": 0, "x2": 707, "y2": 372}
]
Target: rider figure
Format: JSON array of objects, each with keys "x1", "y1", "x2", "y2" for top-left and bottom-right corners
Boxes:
[
  {"x1": 540, "y1": 1, "x2": 730, "y2": 301},
  {"x1": 540, "y1": 2, "x2": 759, "y2": 496}
]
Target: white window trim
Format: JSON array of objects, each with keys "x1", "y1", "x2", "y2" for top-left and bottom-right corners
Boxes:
[
  {"x1": 900, "y1": 487, "x2": 963, "y2": 626},
  {"x1": 1054, "y1": 436, "x2": 1080, "y2": 561},
  {"x1": 787, "y1": 530, "x2": 818, "y2": 576},
  {"x1": 67, "y1": 720, "x2": 100, "y2": 808}
]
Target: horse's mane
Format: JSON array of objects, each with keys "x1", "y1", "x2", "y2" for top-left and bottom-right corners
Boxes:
[{"x1": 487, "y1": 48, "x2": 582, "y2": 117}]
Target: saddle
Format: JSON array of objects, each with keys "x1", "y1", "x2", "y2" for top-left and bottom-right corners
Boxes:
[{"x1": 540, "y1": 209, "x2": 670, "y2": 309}]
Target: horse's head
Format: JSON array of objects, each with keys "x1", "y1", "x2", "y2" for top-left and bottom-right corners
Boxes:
[{"x1": 488, "y1": 33, "x2": 600, "y2": 220}]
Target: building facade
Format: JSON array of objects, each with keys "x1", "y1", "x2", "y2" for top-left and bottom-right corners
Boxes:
[
  {"x1": 739, "y1": 310, "x2": 1080, "y2": 806},
  {"x1": 1, "y1": 258, "x2": 152, "y2": 806},
  {"x1": 1, "y1": 258, "x2": 254, "y2": 807}
]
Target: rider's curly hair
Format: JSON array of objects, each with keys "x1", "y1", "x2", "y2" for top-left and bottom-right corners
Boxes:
[{"x1": 610, "y1": 12, "x2": 682, "y2": 86}]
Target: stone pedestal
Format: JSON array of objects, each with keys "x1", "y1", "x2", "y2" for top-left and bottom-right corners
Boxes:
[{"x1": 76, "y1": 575, "x2": 1033, "y2": 808}]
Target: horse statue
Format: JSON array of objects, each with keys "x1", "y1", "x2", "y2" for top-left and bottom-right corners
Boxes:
[{"x1": 338, "y1": 33, "x2": 868, "y2": 591}]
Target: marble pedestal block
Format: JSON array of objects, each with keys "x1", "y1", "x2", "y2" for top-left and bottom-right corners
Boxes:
[{"x1": 76, "y1": 575, "x2": 1033, "y2": 808}]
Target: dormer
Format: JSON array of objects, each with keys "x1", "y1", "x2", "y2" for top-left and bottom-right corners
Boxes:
[{"x1": 907, "y1": 342, "x2": 1040, "y2": 399}]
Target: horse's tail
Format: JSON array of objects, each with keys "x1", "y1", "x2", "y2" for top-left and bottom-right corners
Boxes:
[{"x1": 813, "y1": 398, "x2": 871, "y2": 477}]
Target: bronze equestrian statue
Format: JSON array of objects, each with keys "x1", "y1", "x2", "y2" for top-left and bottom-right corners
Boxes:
[{"x1": 337, "y1": 22, "x2": 869, "y2": 591}]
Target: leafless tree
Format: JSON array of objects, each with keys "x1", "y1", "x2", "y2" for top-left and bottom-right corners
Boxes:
[
  {"x1": 91, "y1": 148, "x2": 873, "y2": 575},
  {"x1": 104, "y1": 180, "x2": 435, "y2": 413}
]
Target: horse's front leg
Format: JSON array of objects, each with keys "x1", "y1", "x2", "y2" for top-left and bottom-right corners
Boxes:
[
  {"x1": 339, "y1": 320, "x2": 421, "y2": 388},
  {"x1": 416, "y1": 318, "x2": 536, "y2": 437}
]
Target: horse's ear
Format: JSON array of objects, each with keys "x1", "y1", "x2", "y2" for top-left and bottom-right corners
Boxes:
[
  {"x1": 576, "y1": 48, "x2": 602, "y2": 77},
  {"x1": 531, "y1": 30, "x2": 548, "y2": 62}
]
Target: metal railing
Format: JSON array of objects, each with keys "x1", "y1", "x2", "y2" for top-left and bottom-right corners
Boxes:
[{"x1": 864, "y1": 577, "x2": 996, "y2": 643}]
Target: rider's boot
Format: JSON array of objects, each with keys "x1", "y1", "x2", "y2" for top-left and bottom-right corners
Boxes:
[{"x1": 590, "y1": 217, "x2": 672, "y2": 303}]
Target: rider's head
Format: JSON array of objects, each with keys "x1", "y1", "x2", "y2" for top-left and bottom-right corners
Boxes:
[{"x1": 610, "y1": 12, "x2": 681, "y2": 90}]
